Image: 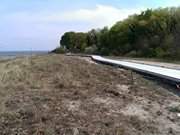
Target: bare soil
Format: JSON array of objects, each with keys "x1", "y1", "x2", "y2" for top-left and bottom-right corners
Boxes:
[{"x1": 0, "y1": 54, "x2": 179, "y2": 135}]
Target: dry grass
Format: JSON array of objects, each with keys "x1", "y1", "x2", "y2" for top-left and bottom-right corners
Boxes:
[{"x1": 0, "y1": 54, "x2": 179, "y2": 135}]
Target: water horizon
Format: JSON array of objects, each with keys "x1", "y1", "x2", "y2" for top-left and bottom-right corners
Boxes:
[{"x1": 0, "y1": 51, "x2": 49, "y2": 59}]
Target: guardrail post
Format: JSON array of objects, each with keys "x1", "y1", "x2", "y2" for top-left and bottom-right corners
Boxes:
[
  {"x1": 130, "y1": 70, "x2": 134, "y2": 85},
  {"x1": 176, "y1": 84, "x2": 180, "y2": 89}
]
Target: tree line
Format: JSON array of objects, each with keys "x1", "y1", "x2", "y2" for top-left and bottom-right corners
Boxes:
[{"x1": 53, "y1": 7, "x2": 180, "y2": 59}]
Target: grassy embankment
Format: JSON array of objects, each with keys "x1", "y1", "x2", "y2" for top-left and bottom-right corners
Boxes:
[{"x1": 0, "y1": 54, "x2": 179, "y2": 134}]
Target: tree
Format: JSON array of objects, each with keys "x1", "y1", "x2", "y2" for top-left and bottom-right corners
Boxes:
[
  {"x1": 60, "y1": 32, "x2": 87, "y2": 53},
  {"x1": 87, "y1": 29, "x2": 99, "y2": 47},
  {"x1": 55, "y1": 7, "x2": 180, "y2": 60},
  {"x1": 60, "y1": 32, "x2": 76, "y2": 50}
]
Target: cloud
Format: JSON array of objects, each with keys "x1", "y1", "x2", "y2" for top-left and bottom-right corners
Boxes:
[
  {"x1": 6, "y1": 5, "x2": 144, "y2": 28},
  {"x1": 54, "y1": 5, "x2": 144, "y2": 27},
  {"x1": 0, "y1": 5, "x2": 144, "y2": 51}
]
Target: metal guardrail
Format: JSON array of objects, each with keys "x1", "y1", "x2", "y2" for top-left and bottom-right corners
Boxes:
[
  {"x1": 66, "y1": 54, "x2": 180, "y2": 87},
  {"x1": 91, "y1": 55, "x2": 180, "y2": 86}
]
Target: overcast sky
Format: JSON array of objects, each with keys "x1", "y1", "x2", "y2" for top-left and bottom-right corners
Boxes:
[{"x1": 0, "y1": 0, "x2": 180, "y2": 51}]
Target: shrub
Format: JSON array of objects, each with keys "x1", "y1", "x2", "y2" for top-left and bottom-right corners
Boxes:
[{"x1": 52, "y1": 47, "x2": 66, "y2": 54}]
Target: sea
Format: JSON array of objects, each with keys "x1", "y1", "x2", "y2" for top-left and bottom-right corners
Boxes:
[{"x1": 0, "y1": 51, "x2": 48, "y2": 60}]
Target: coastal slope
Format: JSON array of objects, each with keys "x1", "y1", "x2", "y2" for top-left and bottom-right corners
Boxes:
[{"x1": 0, "y1": 54, "x2": 179, "y2": 135}]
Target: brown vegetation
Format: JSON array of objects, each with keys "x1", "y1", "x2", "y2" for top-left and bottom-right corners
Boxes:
[{"x1": 0, "y1": 54, "x2": 179, "y2": 135}]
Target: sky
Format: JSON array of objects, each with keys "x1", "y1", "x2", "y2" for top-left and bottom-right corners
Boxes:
[{"x1": 0, "y1": 0, "x2": 180, "y2": 51}]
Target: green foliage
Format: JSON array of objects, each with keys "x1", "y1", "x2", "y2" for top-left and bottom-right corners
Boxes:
[
  {"x1": 55, "y1": 7, "x2": 180, "y2": 60},
  {"x1": 84, "y1": 45, "x2": 97, "y2": 54},
  {"x1": 97, "y1": 27, "x2": 110, "y2": 55},
  {"x1": 60, "y1": 32, "x2": 87, "y2": 53},
  {"x1": 52, "y1": 47, "x2": 66, "y2": 54},
  {"x1": 87, "y1": 29, "x2": 99, "y2": 47},
  {"x1": 169, "y1": 105, "x2": 180, "y2": 113}
]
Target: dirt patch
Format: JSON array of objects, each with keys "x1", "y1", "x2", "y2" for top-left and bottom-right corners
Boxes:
[
  {"x1": 0, "y1": 54, "x2": 179, "y2": 135},
  {"x1": 121, "y1": 103, "x2": 150, "y2": 120}
]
